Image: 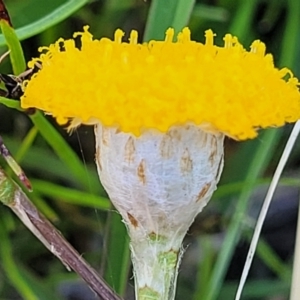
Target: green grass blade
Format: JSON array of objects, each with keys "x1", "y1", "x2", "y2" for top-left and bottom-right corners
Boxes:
[
  {"x1": 231, "y1": 1, "x2": 300, "y2": 298},
  {"x1": 30, "y1": 193, "x2": 59, "y2": 222},
  {"x1": 0, "y1": 19, "x2": 25, "y2": 74},
  {"x1": 235, "y1": 122, "x2": 300, "y2": 299},
  {"x1": 0, "y1": 174, "x2": 47, "y2": 299},
  {"x1": 0, "y1": 134, "x2": 102, "y2": 192},
  {"x1": 192, "y1": 4, "x2": 229, "y2": 23},
  {"x1": 14, "y1": 126, "x2": 38, "y2": 162},
  {"x1": 0, "y1": 220, "x2": 38, "y2": 300},
  {"x1": 144, "y1": 0, "x2": 195, "y2": 41},
  {"x1": 246, "y1": 233, "x2": 291, "y2": 281},
  {"x1": 29, "y1": 111, "x2": 91, "y2": 190},
  {"x1": 2, "y1": 127, "x2": 37, "y2": 190},
  {"x1": 32, "y1": 179, "x2": 110, "y2": 210},
  {"x1": 193, "y1": 236, "x2": 214, "y2": 300},
  {"x1": 103, "y1": 212, "x2": 130, "y2": 296},
  {"x1": 280, "y1": 0, "x2": 300, "y2": 67},
  {"x1": 0, "y1": 0, "x2": 90, "y2": 45},
  {"x1": 0, "y1": 97, "x2": 21, "y2": 109},
  {"x1": 171, "y1": 0, "x2": 195, "y2": 35},
  {"x1": 219, "y1": 279, "x2": 289, "y2": 299},
  {"x1": 205, "y1": 129, "x2": 282, "y2": 300},
  {"x1": 229, "y1": 0, "x2": 260, "y2": 41},
  {"x1": 214, "y1": 177, "x2": 300, "y2": 199}
]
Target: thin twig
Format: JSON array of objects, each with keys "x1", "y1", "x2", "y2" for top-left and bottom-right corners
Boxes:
[
  {"x1": 290, "y1": 197, "x2": 300, "y2": 300},
  {"x1": 235, "y1": 121, "x2": 300, "y2": 300},
  {"x1": 0, "y1": 135, "x2": 32, "y2": 190},
  {"x1": 0, "y1": 167, "x2": 122, "y2": 300}
]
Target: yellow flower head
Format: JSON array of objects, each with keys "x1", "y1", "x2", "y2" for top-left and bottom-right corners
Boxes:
[{"x1": 21, "y1": 26, "x2": 300, "y2": 140}]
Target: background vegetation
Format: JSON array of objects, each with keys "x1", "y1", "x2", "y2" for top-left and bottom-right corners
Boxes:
[{"x1": 0, "y1": 0, "x2": 299, "y2": 299}]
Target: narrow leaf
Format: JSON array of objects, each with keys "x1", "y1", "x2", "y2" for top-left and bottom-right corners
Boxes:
[
  {"x1": 0, "y1": 0, "x2": 90, "y2": 45},
  {"x1": 144, "y1": 0, "x2": 195, "y2": 41},
  {"x1": 0, "y1": 0, "x2": 25, "y2": 74}
]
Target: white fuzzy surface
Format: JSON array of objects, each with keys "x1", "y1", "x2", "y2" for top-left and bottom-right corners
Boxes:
[{"x1": 94, "y1": 124, "x2": 224, "y2": 297}]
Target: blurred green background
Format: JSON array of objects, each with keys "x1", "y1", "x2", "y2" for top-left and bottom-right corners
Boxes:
[{"x1": 0, "y1": 0, "x2": 300, "y2": 299}]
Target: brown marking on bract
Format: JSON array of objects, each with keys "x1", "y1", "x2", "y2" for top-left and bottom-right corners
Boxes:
[
  {"x1": 193, "y1": 129, "x2": 208, "y2": 150},
  {"x1": 180, "y1": 148, "x2": 193, "y2": 173},
  {"x1": 196, "y1": 183, "x2": 211, "y2": 202},
  {"x1": 124, "y1": 136, "x2": 135, "y2": 163},
  {"x1": 160, "y1": 134, "x2": 173, "y2": 159},
  {"x1": 168, "y1": 128, "x2": 181, "y2": 142},
  {"x1": 115, "y1": 127, "x2": 122, "y2": 134},
  {"x1": 95, "y1": 145, "x2": 102, "y2": 171},
  {"x1": 137, "y1": 159, "x2": 146, "y2": 184},
  {"x1": 127, "y1": 212, "x2": 138, "y2": 228},
  {"x1": 101, "y1": 127, "x2": 109, "y2": 145},
  {"x1": 201, "y1": 130, "x2": 208, "y2": 145},
  {"x1": 201, "y1": 132, "x2": 208, "y2": 145},
  {"x1": 209, "y1": 136, "x2": 217, "y2": 165}
]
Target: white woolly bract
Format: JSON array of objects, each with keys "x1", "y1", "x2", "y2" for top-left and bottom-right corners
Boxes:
[
  {"x1": 94, "y1": 124, "x2": 224, "y2": 298},
  {"x1": 95, "y1": 124, "x2": 224, "y2": 237}
]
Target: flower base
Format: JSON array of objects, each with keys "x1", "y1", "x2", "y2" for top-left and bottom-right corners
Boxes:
[{"x1": 94, "y1": 123, "x2": 224, "y2": 299}]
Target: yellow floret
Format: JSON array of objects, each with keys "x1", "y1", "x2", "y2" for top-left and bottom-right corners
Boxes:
[{"x1": 21, "y1": 26, "x2": 300, "y2": 140}]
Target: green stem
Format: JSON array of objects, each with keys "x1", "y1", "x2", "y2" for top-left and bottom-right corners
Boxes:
[{"x1": 130, "y1": 234, "x2": 182, "y2": 300}]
